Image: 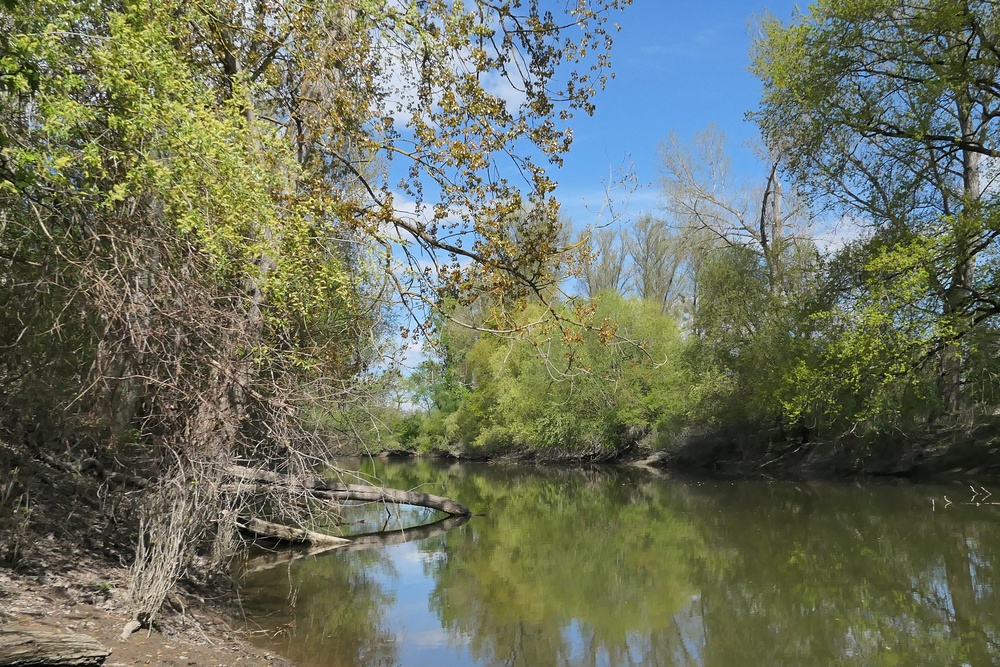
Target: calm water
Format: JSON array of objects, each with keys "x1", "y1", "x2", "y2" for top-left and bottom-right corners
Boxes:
[{"x1": 238, "y1": 460, "x2": 1000, "y2": 667}]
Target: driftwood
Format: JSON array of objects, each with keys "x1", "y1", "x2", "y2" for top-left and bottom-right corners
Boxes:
[
  {"x1": 225, "y1": 466, "x2": 472, "y2": 516},
  {"x1": 225, "y1": 465, "x2": 471, "y2": 549},
  {"x1": 242, "y1": 514, "x2": 471, "y2": 574},
  {"x1": 235, "y1": 517, "x2": 351, "y2": 546},
  {"x1": 0, "y1": 629, "x2": 110, "y2": 667}
]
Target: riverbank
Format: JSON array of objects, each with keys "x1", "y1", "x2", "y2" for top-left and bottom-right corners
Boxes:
[
  {"x1": 378, "y1": 414, "x2": 1000, "y2": 482},
  {"x1": 0, "y1": 565, "x2": 290, "y2": 667},
  {"x1": 0, "y1": 439, "x2": 290, "y2": 667},
  {"x1": 664, "y1": 415, "x2": 1000, "y2": 480}
]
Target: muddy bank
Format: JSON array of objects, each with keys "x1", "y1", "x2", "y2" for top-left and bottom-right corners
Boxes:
[
  {"x1": 0, "y1": 548, "x2": 291, "y2": 667},
  {"x1": 375, "y1": 415, "x2": 1000, "y2": 482},
  {"x1": 0, "y1": 438, "x2": 290, "y2": 667},
  {"x1": 664, "y1": 416, "x2": 1000, "y2": 481}
]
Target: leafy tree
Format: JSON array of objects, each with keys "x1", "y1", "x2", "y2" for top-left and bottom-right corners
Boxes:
[
  {"x1": 655, "y1": 128, "x2": 821, "y2": 431},
  {"x1": 752, "y1": 0, "x2": 1000, "y2": 415},
  {"x1": 0, "y1": 0, "x2": 633, "y2": 623},
  {"x1": 395, "y1": 293, "x2": 686, "y2": 458}
]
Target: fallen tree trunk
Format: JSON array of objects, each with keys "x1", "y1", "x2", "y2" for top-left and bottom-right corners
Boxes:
[
  {"x1": 315, "y1": 484, "x2": 471, "y2": 516},
  {"x1": 225, "y1": 466, "x2": 472, "y2": 516},
  {"x1": 235, "y1": 517, "x2": 351, "y2": 546},
  {"x1": 242, "y1": 514, "x2": 471, "y2": 574},
  {"x1": 0, "y1": 629, "x2": 110, "y2": 667}
]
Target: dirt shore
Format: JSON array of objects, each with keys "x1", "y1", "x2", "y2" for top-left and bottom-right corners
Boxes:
[{"x1": 0, "y1": 550, "x2": 292, "y2": 667}]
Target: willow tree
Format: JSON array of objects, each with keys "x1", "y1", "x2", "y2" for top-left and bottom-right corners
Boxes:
[
  {"x1": 0, "y1": 0, "x2": 631, "y2": 625},
  {"x1": 752, "y1": 0, "x2": 1000, "y2": 418}
]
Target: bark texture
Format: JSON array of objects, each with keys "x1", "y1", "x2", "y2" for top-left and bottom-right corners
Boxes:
[
  {"x1": 225, "y1": 466, "x2": 473, "y2": 516},
  {"x1": 0, "y1": 629, "x2": 110, "y2": 667}
]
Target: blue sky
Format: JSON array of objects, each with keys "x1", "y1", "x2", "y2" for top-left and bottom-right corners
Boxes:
[
  {"x1": 554, "y1": 0, "x2": 802, "y2": 228},
  {"x1": 388, "y1": 1, "x2": 805, "y2": 370}
]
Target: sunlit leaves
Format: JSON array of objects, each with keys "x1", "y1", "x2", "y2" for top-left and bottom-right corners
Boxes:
[
  {"x1": 396, "y1": 293, "x2": 686, "y2": 456},
  {"x1": 752, "y1": 0, "x2": 1000, "y2": 422}
]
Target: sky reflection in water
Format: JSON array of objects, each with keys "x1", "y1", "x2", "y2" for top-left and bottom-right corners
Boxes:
[{"x1": 239, "y1": 461, "x2": 1000, "y2": 667}]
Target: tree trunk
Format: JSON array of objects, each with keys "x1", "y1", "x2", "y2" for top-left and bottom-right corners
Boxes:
[
  {"x1": 941, "y1": 97, "x2": 981, "y2": 413},
  {"x1": 0, "y1": 629, "x2": 110, "y2": 667},
  {"x1": 235, "y1": 517, "x2": 351, "y2": 545},
  {"x1": 224, "y1": 466, "x2": 473, "y2": 516}
]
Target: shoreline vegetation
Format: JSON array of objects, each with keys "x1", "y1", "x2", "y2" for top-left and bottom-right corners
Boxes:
[
  {"x1": 6, "y1": 1, "x2": 1000, "y2": 665},
  {"x1": 381, "y1": 414, "x2": 1000, "y2": 482}
]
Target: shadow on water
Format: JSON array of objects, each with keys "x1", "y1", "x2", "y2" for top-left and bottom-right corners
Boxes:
[{"x1": 238, "y1": 460, "x2": 1000, "y2": 667}]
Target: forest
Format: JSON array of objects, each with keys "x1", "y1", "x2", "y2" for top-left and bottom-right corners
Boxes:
[
  {"x1": 2, "y1": 0, "x2": 1000, "y2": 644},
  {"x1": 393, "y1": 0, "x2": 1000, "y2": 475}
]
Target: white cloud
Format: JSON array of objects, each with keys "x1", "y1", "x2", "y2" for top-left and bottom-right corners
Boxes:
[{"x1": 814, "y1": 213, "x2": 866, "y2": 253}]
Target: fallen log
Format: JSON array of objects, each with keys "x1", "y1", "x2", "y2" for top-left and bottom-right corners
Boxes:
[
  {"x1": 0, "y1": 628, "x2": 110, "y2": 667},
  {"x1": 224, "y1": 466, "x2": 472, "y2": 516},
  {"x1": 313, "y1": 484, "x2": 471, "y2": 516},
  {"x1": 242, "y1": 514, "x2": 471, "y2": 574},
  {"x1": 235, "y1": 517, "x2": 352, "y2": 546}
]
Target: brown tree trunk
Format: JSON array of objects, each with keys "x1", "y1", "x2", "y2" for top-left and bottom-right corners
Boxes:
[
  {"x1": 224, "y1": 466, "x2": 473, "y2": 516},
  {"x1": 942, "y1": 96, "x2": 981, "y2": 413},
  {"x1": 0, "y1": 629, "x2": 110, "y2": 667}
]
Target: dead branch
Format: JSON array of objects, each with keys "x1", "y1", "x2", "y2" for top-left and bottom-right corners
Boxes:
[
  {"x1": 224, "y1": 466, "x2": 472, "y2": 516},
  {"x1": 235, "y1": 517, "x2": 352, "y2": 545}
]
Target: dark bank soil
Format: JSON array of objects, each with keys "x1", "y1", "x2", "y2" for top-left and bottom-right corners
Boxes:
[
  {"x1": 0, "y1": 441, "x2": 291, "y2": 667},
  {"x1": 665, "y1": 415, "x2": 1000, "y2": 481},
  {"x1": 380, "y1": 415, "x2": 1000, "y2": 482}
]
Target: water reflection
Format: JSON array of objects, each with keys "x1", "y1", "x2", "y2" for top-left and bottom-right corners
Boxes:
[{"x1": 239, "y1": 461, "x2": 1000, "y2": 666}]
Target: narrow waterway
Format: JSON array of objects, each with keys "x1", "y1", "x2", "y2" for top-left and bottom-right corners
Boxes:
[{"x1": 239, "y1": 459, "x2": 1000, "y2": 666}]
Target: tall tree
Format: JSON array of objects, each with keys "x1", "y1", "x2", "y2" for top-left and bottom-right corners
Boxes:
[
  {"x1": 0, "y1": 0, "x2": 632, "y2": 625},
  {"x1": 752, "y1": 0, "x2": 1000, "y2": 413},
  {"x1": 658, "y1": 126, "x2": 811, "y2": 294},
  {"x1": 623, "y1": 214, "x2": 686, "y2": 314},
  {"x1": 654, "y1": 127, "x2": 820, "y2": 427},
  {"x1": 580, "y1": 226, "x2": 629, "y2": 298}
]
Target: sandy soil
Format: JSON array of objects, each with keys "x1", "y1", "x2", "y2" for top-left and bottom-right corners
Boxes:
[
  {"x1": 0, "y1": 543, "x2": 292, "y2": 667},
  {"x1": 0, "y1": 435, "x2": 301, "y2": 667}
]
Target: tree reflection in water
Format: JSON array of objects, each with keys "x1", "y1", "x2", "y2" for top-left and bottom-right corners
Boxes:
[{"x1": 240, "y1": 461, "x2": 1000, "y2": 667}]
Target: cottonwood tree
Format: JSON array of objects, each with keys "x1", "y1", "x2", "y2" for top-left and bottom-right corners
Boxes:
[
  {"x1": 658, "y1": 126, "x2": 813, "y2": 294},
  {"x1": 753, "y1": 0, "x2": 1000, "y2": 415},
  {"x1": 579, "y1": 226, "x2": 629, "y2": 298},
  {"x1": 623, "y1": 214, "x2": 687, "y2": 314},
  {"x1": 0, "y1": 0, "x2": 632, "y2": 626},
  {"x1": 655, "y1": 127, "x2": 820, "y2": 426}
]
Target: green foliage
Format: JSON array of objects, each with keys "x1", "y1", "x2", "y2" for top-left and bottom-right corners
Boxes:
[
  {"x1": 752, "y1": 0, "x2": 1000, "y2": 423},
  {"x1": 394, "y1": 293, "x2": 687, "y2": 457},
  {"x1": 674, "y1": 234, "x2": 824, "y2": 435},
  {"x1": 0, "y1": 0, "x2": 637, "y2": 625}
]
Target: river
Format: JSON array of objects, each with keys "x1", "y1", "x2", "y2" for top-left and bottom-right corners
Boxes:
[{"x1": 238, "y1": 459, "x2": 1000, "y2": 666}]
